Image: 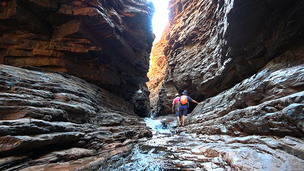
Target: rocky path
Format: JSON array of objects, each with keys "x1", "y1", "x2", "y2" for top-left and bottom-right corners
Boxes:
[{"x1": 101, "y1": 114, "x2": 304, "y2": 170}]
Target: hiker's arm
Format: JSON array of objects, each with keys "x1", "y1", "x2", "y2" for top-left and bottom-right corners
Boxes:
[
  {"x1": 172, "y1": 102, "x2": 174, "y2": 112},
  {"x1": 192, "y1": 100, "x2": 199, "y2": 104},
  {"x1": 177, "y1": 102, "x2": 180, "y2": 111}
]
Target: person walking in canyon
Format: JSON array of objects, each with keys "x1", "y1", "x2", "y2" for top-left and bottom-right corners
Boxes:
[
  {"x1": 178, "y1": 90, "x2": 199, "y2": 126},
  {"x1": 172, "y1": 93, "x2": 181, "y2": 126}
]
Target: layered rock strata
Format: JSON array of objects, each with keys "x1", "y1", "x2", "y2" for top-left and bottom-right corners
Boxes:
[
  {"x1": 0, "y1": 0, "x2": 154, "y2": 105},
  {"x1": 133, "y1": 84, "x2": 150, "y2": 117},
  {"x1": 0, "y1": 64, "x2": 152, "y2": 170},
  {"x1": 0, "y1": 0, "x2": 155, "y2": 169},
  {"x1": 147, "y1": 25, "x2": 170, "y2": 116},
  {"x1": 153, "y1": 0, "x2": 304, "y2": 115},
  {"x1": 186, "y1": 46, "x2": 304, "y2": 137}
]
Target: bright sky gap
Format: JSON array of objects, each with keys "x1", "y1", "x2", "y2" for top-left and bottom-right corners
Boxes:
[{"x1": 148, "y1": 0, "x2": 170, "y2": 42}]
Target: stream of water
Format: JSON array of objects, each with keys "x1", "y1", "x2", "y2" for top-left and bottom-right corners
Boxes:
[
  {"x1": 97, "y1": 114, "x2": 304, "y2": 171},
  {"x1": 98, "y1": 116, "x2": 201, "y2": 171}
]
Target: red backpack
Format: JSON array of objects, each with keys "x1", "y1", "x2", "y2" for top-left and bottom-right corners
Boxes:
[{"x1": 180, "y1": 95, "x2": 188, "y2": 105}]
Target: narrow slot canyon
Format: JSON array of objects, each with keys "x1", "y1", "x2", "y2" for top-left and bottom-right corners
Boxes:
[{"x1": 0, "y1": 0, "x2": 304, "y2": 170}]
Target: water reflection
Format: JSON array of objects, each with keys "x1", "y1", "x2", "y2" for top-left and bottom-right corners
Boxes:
[
  {"x1": 144, "y1": 118, "x2": 174, "y2": 134},
  {"x1": 99, "y1": 117, "x2": 177, "y2": 170},
  {"x1": 99, "y1": 144, "x2": 167, "y2": 171}
]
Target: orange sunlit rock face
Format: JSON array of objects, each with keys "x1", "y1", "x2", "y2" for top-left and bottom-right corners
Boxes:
[{"x1": 147, "y1": 25, "x2": 169, "y2": 110}]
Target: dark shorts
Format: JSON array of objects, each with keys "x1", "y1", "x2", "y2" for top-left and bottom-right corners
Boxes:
[
  {"x1": 179, "y1": 105, "x2": 188, "y2": 116},
  {"x1": 175, "y1": 108, "x2": 181, "y2": 117}
]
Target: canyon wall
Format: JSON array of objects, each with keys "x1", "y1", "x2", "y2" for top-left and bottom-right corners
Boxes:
[
  {"x1": 0, "y1": 0, "x2": 154, "y2": 170},
  {"x1": 153, "y1": 0, "x2": 304, "y2": 115},
  {"x1": 0, "y1": 0, "x2": 154, "y2": 111},
  {"x1": 0, "y1": 65, "x2": 152, "y2": 170},
  {"x1": 147, "y1": 0, "x2": 304, "y2": 169},
  {"x1": 147, "y1": 25, "x2": 170, "y2": 116}
]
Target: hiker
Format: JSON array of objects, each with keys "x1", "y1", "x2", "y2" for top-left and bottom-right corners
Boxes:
[
  {"x1": 178, "y1": 90, "x2": 199, "y2": 126},
  {"x1": 172, "y1": 93, "x2": 181, "y2": 126}
]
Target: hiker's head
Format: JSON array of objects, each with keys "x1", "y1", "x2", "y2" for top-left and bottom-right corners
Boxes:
[
  {"x1": 182, "y1": 90, "x2": 188, "y2": 95},
  {"x1": 175, "y1": 93, "x2": 179, "y2": 97}
]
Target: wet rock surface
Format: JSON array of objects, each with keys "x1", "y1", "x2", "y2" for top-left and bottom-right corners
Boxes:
[
  {"x1": 100, "y1": 114, "x2": 304, "y2": 170},
  {"x1": 0, "y1": 65, "x2": 152, "y2": 170},
  {"x1": 149, "y1": 115, "x2": 304, "y2": 170}
]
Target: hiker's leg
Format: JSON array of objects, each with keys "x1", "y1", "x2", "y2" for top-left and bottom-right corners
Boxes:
[
  {"x1": 176, "y1": 108, "x2": 181, "y2": 126},
  {"x1": 181, "y1": 107, "x2": 188, "y2": 126},
  {"x1": 176, "y1": 117, "x2": 180, "y2": 126},
  {"x1": 181, "y1": 108, "x2": 185, "y2": 126}
]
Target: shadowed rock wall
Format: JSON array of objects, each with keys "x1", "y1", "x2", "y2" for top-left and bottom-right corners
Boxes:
[
  {"x1": 188, "y1": 46, "x2": 304, "y2": 137},
  {"x1": 0, "y1": 64, "x2": 152, "y2": 170},
  {"x1": 153, "y1": 0, "x2": 304, "y2": 115},
  {"x1": 0, "y1": 0, "x2": 154, "y2": 102},
  {"x1": 0, "y1": 0, "x2": 154, "y2": 169}
]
